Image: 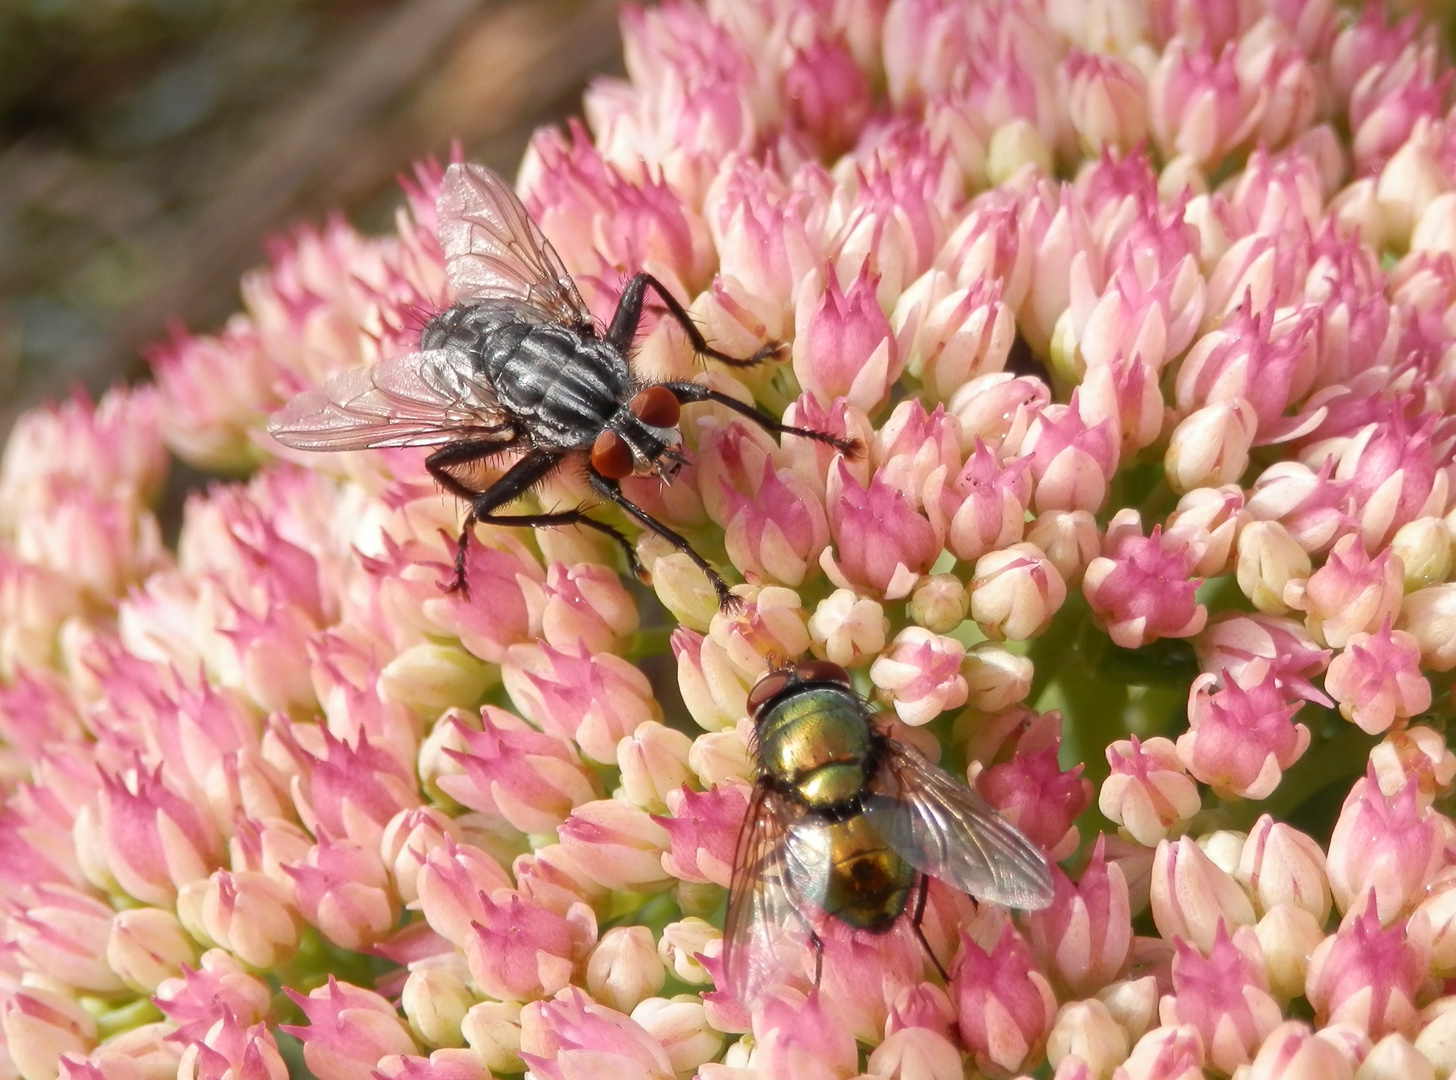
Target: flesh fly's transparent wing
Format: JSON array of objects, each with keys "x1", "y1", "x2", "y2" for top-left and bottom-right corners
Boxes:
[
  {"x1": 267, "y1": 348, "x2": 514, "y2": 451},
  {"x1": 437, "y1": 162, "x2": 593, "y2": 328},
  {"x1": 722, "y1": 780, "x2": 815, "y2": 1006},
  {"x1": 867, "y1": 740, "x2": 1054, "y2": 911}
]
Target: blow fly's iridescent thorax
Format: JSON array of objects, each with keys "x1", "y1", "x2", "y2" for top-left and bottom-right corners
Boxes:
[{"x1": 754, "y1": 684, "x2": 874, "y2": 809}]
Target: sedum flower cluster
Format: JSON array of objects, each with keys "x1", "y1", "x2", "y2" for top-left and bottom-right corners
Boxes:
[{"x1": 7, "y1": 0, "x2": 1456, "y2": 1078}]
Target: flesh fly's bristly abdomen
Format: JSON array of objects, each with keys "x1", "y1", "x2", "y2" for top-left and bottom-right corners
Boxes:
[{"x1": 267, "y1": 162, "x2": 857, "y2": 608}]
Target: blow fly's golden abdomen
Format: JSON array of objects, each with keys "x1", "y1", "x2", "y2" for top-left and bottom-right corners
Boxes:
[
  {"x1": 754, "y1": 686, "x2": 873, "y2": 810},
  {"x1": 784, "y1": 813, "x2": 916, "y2": 932}
]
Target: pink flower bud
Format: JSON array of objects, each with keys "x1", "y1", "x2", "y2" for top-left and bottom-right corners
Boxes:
[
  {"x1": 953, "y1": 922, "x2": 1057, "y2": 1077},
  {"x1": 1066, "y1": 51, "x2": 1149, "y2": 154},
  {"x1": 1177, "y1": 667, "x2": 1311, "y2": 800},
  {"x1": 794, "y1": 263, "x2": 902, "y2": 414},
  {"x1": 1244, "y1": 1020, "x2": 1355, "y2": 1080},
  {"x1": 866, "y1": 1025, "x2": 963, "y2": 1080},
  {"x1": 1283, "y1": 534, "x2": 1404, "y2": 650},
  {"x1": 1024, "y1": 509, "x2": 1101, "y2": 587},
  {"x1": 753, "y1": 990, "x2": 859, "y2": 1080},
  {"x1": 947, "y1": 373, "x2": 1052, "y2": 458},
  {"x1": 874, "y1": 400, "x2": 963, "y2": 506},
  {"x1": 106, "y1": 906, "x2": 198, "y2": 993},
  {"x1": 1194, "y1": 612, "x2": 1332, "y2": 705},
  {"x1": 437, "y1": 709, "x2": 598, "y2": 836},
  {"x1": 1306, "y1": 905, "x2": 1433, "y2": 1040},
  {"x1": 1116, "y1": 1023, "x2": 1206, "y2": 1080},
  {"x1": 1025, "y1": 837, "x2": 1133, "y2": 997},
  {"x1": 301, "y1": 729, "x2": 420, "y2": 853},
  {"x1": 512, "y1": 842, "x2": 605, "y2": 917},
  {"x1": 502, "y1": 641, "x2": 661, "y2": 764},
  {"x1": 1326, "y1": 771, "x2": 1446, "y2": 922},
  {"x1": 9, "y1": 883, "x2": 122, "y2": 994},
  {"x1": 1369, "y1": 725, "x2": 1456, "y2": 805},
  {"x1": 707, "y1": 587, "x2": 810, "y2": 680},
  {"x1": 520, "y1": 987, "x2": 673, "y2": 1080},
  {"x1": 782, "y1": 35, "x2": 872, "y2": 158},
  {"x1": 586, "y1": 926, "x2": 667, "y2": 1014},
  {"x1": 97, "y1": 762, "x2": 224, "y2": 906},
  {"x1": 894, "y1": 273, "x2": 1014, "y2": 404},
  {"x1": 868, "y1": 627, "x2": 968, "y2": 726},
  {"x1": 617, "y1": 723, "x2": 693, "y2": 814},
  {"x1": 926, "y1": 440, "x2": 1031, "y2": 564},
  {"x1": 1084, "y1": 521, "x2": 1207, "y2": 649},
  {"x1": 154, "y1": 948, "x2": 272, "y2": 1032},
  {"x1": 1150, "y1": 836, "x2": 1257, "y2": 954},
  {"x1": 1165, "y1": 399, "x2": 1259, "y2": 494},
  {"x1": 286, "y1": 835, "x2": 398, "y2": 952},
  {"x1": 816, "y1": 926, "x2": 925, "y2": 1044},
  {"x1": 1325, "y1": 622, "x2": 1431, "y2": 735},
  {"x1": 1, "y1": 985, "x2": 97, "y2": 1080},
  {"x1": 1101, "y1": 736, "x2": 1202, "y2": 847},
  {"x1": 177, "y1": 1016, "x2": 288, "y2": 1080},
  {"x1": 1017, "y1": 400, "x2": 1118, "y2": 515},
  {"x1": 720, "y1": 462, "x2": 831, "y2": 588},
  {"x1": 1149, "y1": 37, "x2": 1258, "y2": 168},
  {"x1": 1159, "y1": 925, "x2": 1282, "y2": 1075},
  {"x1": 807, "y1": 590, "x2": 888, "y2": 669},
  {"x1": 980, "y1": 729, "x2": 1092, "y2": 860},
  {"x1": 822, "y1": 459, "x2": 939, "y2": 601},
  {"x1": 672, "y1": 628, "x2": 751, "y2": 732},
  {"x1": 971, "y1": 542, "x2": 1067, "y2": 641},
  {"x1": 463, "y1": 891, "x2": 595, "y2": 1003},
  {"x1": 381, "y1": 808, "x2": 464, "y2": 906},
  {"x1": 939, "y1": 190, "x2": 1032, "y2": 313},
  {"x1": 779, "y1": 393, "x2": 875, "y2": 491},
  {"x1": 535, "y1": 562, "x2": 638, "y2": 654},
  {"x1": 283, "y1": 978, "x2": 418, "y2": 1080},
  {"x1": 1236, "y1": 814, "x2": 1332, "y2": 924},
  {"x1": 414, "y1": 840, "x2": 513, "y2": 949},
  {"x1": 420, "y1": 533, "x2": 543, "y2": 664},
  {"x1": 151, "y1": 323, "x2": 281, "y2": 472},
  {"x1": 656, "y1": 784, "x2": 743, "y2": 888},
  {"x1": 557, "y1": 799, "x2": 673, "y2": 893}
]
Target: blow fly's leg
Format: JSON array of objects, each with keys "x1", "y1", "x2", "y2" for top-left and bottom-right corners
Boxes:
[
  {"x1": 606, "y1": 273, "x2": 784, "y2": 367},
  {"x1": 910, "y1": 875, "x2": 950, "y2": 982},
  {"x1": 662, "y1": 381, "x2": 863, "y2": 457},
  {"x1": 586, "y1": 470, "x2": 738, "y2": 610}
]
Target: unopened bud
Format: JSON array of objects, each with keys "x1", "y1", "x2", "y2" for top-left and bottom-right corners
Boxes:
[
  {"x1": 1392, "y1": 517, "x2": 1452, "y2": 591},
  {"x1": 1237, "y1": 520, "x2": 1311, "y2": 615},
  {"x1": 908, "y1": 574, "x2": 971, "y2": 633}
]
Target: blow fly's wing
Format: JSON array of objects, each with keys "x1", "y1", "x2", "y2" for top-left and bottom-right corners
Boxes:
[
  {"x1": 722, "y1": 781, "x2": 815, "y2": 1007},
  {"x1": 436, "y1": 162, "x2": 593, "y2": 329},
  {"x1": 865, "y1": 740, "x2": 1054, "y2": 912},
  {"x1": 267, "y1": 348, "x2": 513, "y2": 451}
]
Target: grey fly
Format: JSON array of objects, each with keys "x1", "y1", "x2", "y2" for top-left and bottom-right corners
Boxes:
[{"x1": 267, "y1": 162, "x2": 857, "y2": 608}]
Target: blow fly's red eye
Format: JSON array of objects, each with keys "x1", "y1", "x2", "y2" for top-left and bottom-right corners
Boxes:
[
  {"x1": 590, "y1": 430, "x2": 635, "y2": 479},
  {"x1": 630, "y1": 386, "x2": 681, "y2": 429},
  {"x1": 746, "y1": 671, "x2": 791, "y2": 715},
  {"x1": 793, "y1": 660, "x2": 851, "y2": 686}
]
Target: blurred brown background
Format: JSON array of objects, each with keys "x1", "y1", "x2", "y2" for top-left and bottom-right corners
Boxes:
[{"x1": 0, "y1": 0, "x2": 624, "y2": 437}]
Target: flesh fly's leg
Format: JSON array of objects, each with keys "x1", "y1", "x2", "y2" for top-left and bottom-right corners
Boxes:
[
  {"x1": 662, "y1": 381, "x2": 863, "y2": 458},
  {"x1": 909, "y1": 874, "x2": 950, "y2": 982},
  {"x1": 587, "y1": 470, "x2": 738, "y2": 610},
  {"x1": 607, "y1": 273, "x2": 784, "y2": 368},
  {"x1": 427, "y1": 445, "x2": 639, "y2": 594}
]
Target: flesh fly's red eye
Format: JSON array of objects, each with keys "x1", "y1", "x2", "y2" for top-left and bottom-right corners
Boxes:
[
  {"x1": 746, "y1": 671, "x2": 792, "y2": 716},
  {"x1": 591, "y1": 430, "x2": 635, "y2": 479},
  {"x1": 793, "y1": 659, "x2": 851, "y2": 686},
  {"x1": 630, "y1": 386, "x2": 681, "y2": 428}
]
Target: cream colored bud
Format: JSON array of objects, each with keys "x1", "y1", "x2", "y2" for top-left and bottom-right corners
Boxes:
[
  {"x1": 658, "y1": 918, "x2": 719, "y2": 985},
  {"x1": 646, "y1": 543, "x2": 719, "y2": 632},
  {"x1": 1025, "y1": 509, "x2": 1101, "y2": 586},
  {"x1": 1236, "y1": 816, "x2": 1332, "y2": 924},
  {"x1": 987, "y1": 118, "x2": 1053, "y2": 185},
  {"x1": 1392, "y1": 517, "x2": 1452, "y2": 591},
  {"x1": 418, "y1": 710, "x2": 474, "y2": 804},
  {"x1": 1236, "y1": 520, "x2": 1311, "y2": 615},
  {"x1": 586, "y1": 926, "x2": 667, "y2": 1014},
  {"x1": 807, "y1": 589, "x2": 888, "y2": 668},
  {"x1": 106, "y1": 907, "x2": 198, "y2": 993},
  {"x1": 962, "y1": 642, "x2": 1034, "y2": 712},
  {"x1": 1414, "y1": 999, "x2": 1456, "y2": 1076},
  {"x1": 1397, "y1": 583, "x2": 1456, "y2": 670},
  {"x1": 908, "y1": 574, "x2": 971, "y2": 633},
  {"x1": 1196, "y1": 829, "x2": 1246, "y2": 876},
  {"x1": 618, "y1": 722, "x2": 694, "y2": 813},
  {"x1": 380, "y1": 644, "x2": 496, "y2": 714},
  {"x1": 970, "y1": 542, "x2": 1067, "y2": 641},
  {"x1": 1097, "y1": 976, "x2": 1160, "y2": 1047},
  {"x1": 687, "y1": 725, "x2": 754, "y2": 789},
  {"x1": 1255, "y1": 903, "x2": 1326, "y2": 999},
  {"x1": 402, "y1": 968, "x2": 473, "y2": 1048},
  {"x1": 1357, "y1": 1033, "x2": 1436, "y2": 1080},
  {"x1": 631, "y1": 996, "x2": 724, "y2": 1076},
  {"x1": 1047, "y1": 999, "x2": 1130, "y2": 1078},
  {"x1": 461, "y1": 1000, "x2": 523, "y2": 1075},
  {"x1": 1165, "y1": 399, "x2": 1258, "y2": 494}
]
